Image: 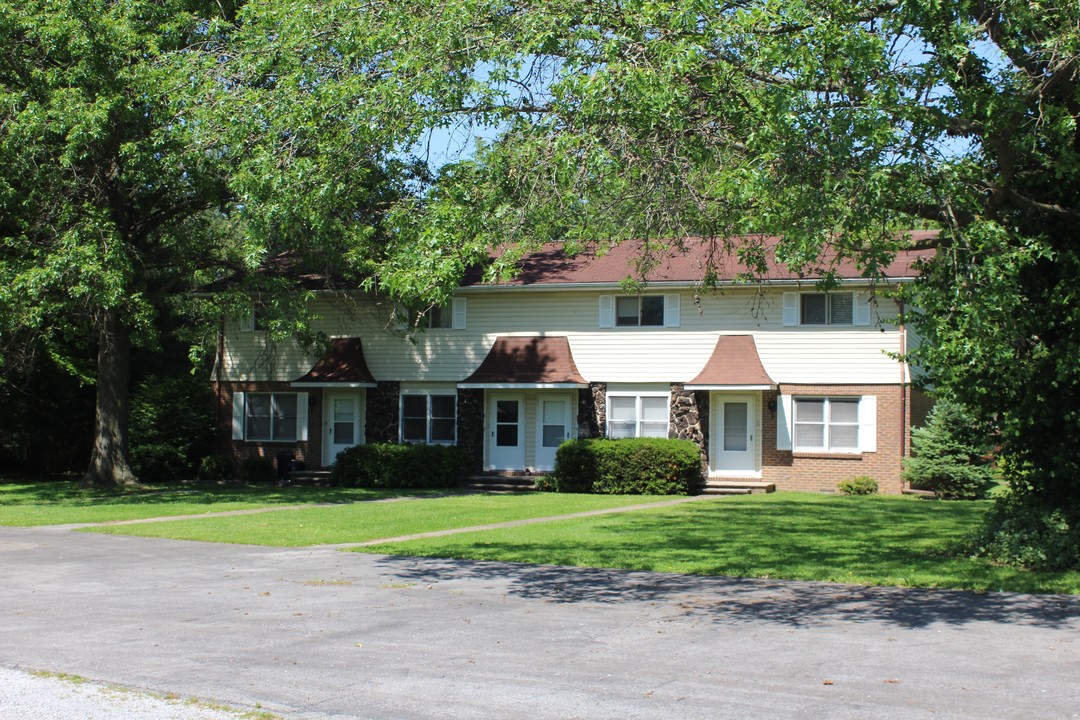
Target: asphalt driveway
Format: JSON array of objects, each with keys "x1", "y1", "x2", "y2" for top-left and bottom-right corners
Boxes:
[{"x1": 0, "y1": 523, "x2": 1077, "y2": 719}]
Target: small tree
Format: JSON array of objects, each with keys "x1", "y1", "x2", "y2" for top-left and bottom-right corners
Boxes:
[{"x1": 903, "y1": 399, "x2": 996, "y2": 500}]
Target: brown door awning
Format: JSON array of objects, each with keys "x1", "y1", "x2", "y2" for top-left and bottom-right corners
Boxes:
[
  {"x1": 291, "y1": 337, "x2": 377, "y2": 388},
  {"x1": 684, "y1": 335, "x2": 775, "y2": 390},
  {"x1": 459, "y1": 336, "x2": 588, "y2": 389}
]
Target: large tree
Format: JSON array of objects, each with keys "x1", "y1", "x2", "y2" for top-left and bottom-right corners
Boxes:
[
  {"x1": 0, "y1": 1, "x2": 418, "y2": 487},
  {"x1": 0, "y1": 1, "x2": 238, "y2": 486},
  {"x1": 277, "y1": 0, "x2": 1076, "y2": 565}
]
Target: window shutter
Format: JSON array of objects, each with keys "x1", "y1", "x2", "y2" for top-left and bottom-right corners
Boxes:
[
  {"x1": 664, "y1": 294, "x2": 681, "y2": 328},
  {"x1": 452, "y1": 297, "x2": 467, "y2": 329},
  {"x1": 854, "y1": 291, "x2": 872, "y2": 326},
  {"x1": 598, "y1": 295, "x2": 614, "y2": 328},
  {"x1": 858, "y1": 395, "x2": 877, "y2": 452},
  {"x1": 776, "y1": 394, "x2": 793, "y2": 450},
  {"x1": 239, "y1": 309, "x2": 255, "y2": 333},
  {"x1": 296, "y1": 392, "x2": 309, "y2": 442},
  {"x1": 232, "y1": 392, "x2": 245, "y2": 440},
  {"x1": 782, "y1": 292, "x2": 798, "y2": 326}
]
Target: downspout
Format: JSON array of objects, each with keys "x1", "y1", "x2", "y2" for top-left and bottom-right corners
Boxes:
[{"x1": 898, "y1": 294, "x2": 908, "y2": 491}]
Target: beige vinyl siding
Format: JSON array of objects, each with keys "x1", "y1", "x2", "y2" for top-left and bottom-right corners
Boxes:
[
  {"x1": 219, "y1": 287, "x2": 907, "y2": 385},
  {"x1": 755, "y1": 332, "x2": 908, "y2": 385}
]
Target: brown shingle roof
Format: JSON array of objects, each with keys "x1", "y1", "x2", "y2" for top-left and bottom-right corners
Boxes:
[
  {"x1": 462, "y1": 233, "x2": 938, "y2": 287},
  {"x1": 460, "y1": 337, "x2": 587, "y2": 388},
  {"x1": 685, "y1": 335, "x2": 776, "y2": 389},
  {"x1": 292, "y1": 338, "x2": 377, "y2": 386}
]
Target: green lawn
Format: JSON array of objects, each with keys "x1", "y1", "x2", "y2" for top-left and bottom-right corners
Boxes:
[
  {"x1": 7, "y1": 479, "x2": 1078, "y2": 594},
  {"x1": 84, "y1": 493, "x2": 665, "y2": 545},
  {"x1": 352, "y1": 493, "x2": 1080, "y2": 594},
  {"x1": 0, "y1": 478, "x2": 415, "y2": 526}
]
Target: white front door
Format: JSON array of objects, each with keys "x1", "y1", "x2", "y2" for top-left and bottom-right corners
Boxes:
[
  {"x1": 535, "y1": 395, "x2": 573, "y2": 472},
  {"x1": 488, "y1": 394, "x2": 525, "y2": 470},
  {"x1": 712, "y1": 394, "x2": 758, "y2": 475},
  {"x1": 325, "y1": 392, "x2": 363, "y2": 465}
]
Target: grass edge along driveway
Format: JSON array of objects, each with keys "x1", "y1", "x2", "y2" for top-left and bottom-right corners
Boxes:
[
  {"x1": 352, "y1": 493, "x2": 1080, "y2": 595},
  {"x1": 83, "y1": 493, "x2": 672, "y2": 546},
  {"x1": 9, "y1": 481, "x2": 1078, "y2": 595}
]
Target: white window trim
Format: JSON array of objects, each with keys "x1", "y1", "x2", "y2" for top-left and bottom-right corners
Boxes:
[
  {"x1": 776, "y1": 394, "x2": 876, "y2": 453},
  {"x1": 231, "y1": 391, "x2": 309, "y2": 442},
  {"x1": 782, "y1": 291, "x2": 871, "y2": 327},
  {"x1": 605, "y1": 392, "x2": 670, "y2": 438},
  {"x1": 599, "y1": 294, "x2": 680, "y2": 328},
  {"x1": 399, "y1": 391, "x2": 458, "y2": 445}
]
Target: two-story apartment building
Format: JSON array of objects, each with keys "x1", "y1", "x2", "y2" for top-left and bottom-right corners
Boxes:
[{"x1": 215, "y1": 235, "x2": 935, "y2": 493}]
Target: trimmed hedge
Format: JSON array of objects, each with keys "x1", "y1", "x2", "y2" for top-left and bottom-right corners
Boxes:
[
  {"x1": 838, "y1": 476, "x2": 879, "y2": 495},
  {"x1": 330, "y1": 443, "x2": 471, "y2": 489},
  {"x1": 553, "y1": 438, "x2": 702, "y2": 495}
]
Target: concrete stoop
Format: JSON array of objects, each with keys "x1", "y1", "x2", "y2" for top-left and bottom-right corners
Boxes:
[
  {"x1": 284, "y1": 470, "x2": 333, "y2": 486},
  {"x1": 697, "y1": 479, "x2": 776, "y2": 496},
  {"x1": 462, "y1": 474, "x2": 538, "y2": 493}
]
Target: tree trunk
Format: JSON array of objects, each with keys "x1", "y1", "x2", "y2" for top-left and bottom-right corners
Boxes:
[{"x1": 81, "y1": 310, "x2": 138, "y2": 488}]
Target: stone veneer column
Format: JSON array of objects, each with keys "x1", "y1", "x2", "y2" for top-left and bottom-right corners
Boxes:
[
  {"x1": 582, "y1": 383, "x2": 606, "y2": 438},
  {"x1": 365, "y1": 381, "x2": 400, "y2": 443},
  {"x1": 670, "y1": 383, "x2": 710, "y2": 476},
  {"x1": 456, "y1": 389, "x2": 485, "y2": 473}
]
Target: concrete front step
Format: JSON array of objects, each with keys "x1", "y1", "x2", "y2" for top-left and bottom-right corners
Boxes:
[
  {"x1": 285, "y1": 470, "x2": 332, "y2": 486},
  {"x1": 699, "y1": 480, "x2": 776, "y2": 496},
  {"x1": 463, "y1": 474, "x2": 538, "y2": 493}
]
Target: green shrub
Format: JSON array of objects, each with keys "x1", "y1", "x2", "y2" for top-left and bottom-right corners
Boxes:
[
  {"x1": 903, "y1": 398, "x2": 996, "y2": 499},
  {"x1": 128, "y1": 374, "x2": 216, "y2": 482},
  {"x1": 198, "y1": 455, "x2": 234, "y2": 482},
  {"x1": 130, "y1": 443, "x2": 189, "y2": 483},
  {"x1": 838, "y1": 476, "x2": 879, "y2": 495},
  {"x1": 240, "y1": 455, "x2": 275, "y2": 484},
  {"x1": 553, "y1": 438, "x2": 701, "y2": 495},
  {"x1": 330, "y1": 443, "x2": 471, "y2": 489},
  {"x1": 532, "y1": 475, "x2": 558, "y2": 492},
  {"x1": 972, "y1": 489, "x2": 1080, "y2": 570}
]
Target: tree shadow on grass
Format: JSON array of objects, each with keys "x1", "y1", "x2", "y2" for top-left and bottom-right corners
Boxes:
[{"x1": 368, "y1": 498, "x2": 1080, "y2": 630}]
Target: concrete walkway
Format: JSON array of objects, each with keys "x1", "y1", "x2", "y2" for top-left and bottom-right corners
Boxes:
[{"x1": 1, "y1": 521, "x2": 1078, "y2": 719}]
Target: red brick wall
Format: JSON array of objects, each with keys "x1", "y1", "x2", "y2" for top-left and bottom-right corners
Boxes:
[
  {"x1": 761, "y1": 384, "x2": 916, "y2": 494},
  {"x1": 213, "y1": 382, "x2": 322, "y2": 471}
]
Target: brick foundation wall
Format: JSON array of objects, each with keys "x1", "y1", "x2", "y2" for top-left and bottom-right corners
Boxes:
[{"x1": 762, "y1": 384, "x2": 912, "y2": 494}]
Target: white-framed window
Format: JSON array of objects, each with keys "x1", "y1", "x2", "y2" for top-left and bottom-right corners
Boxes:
[
  {"x1": 231, "y1": 392, "x2": 308, "y2": 442},
  {"x1": 401, "y1": 393, "x2": 457, "y2": 444},
  {"x1": 599, "y1": 294, "x2": 680, "y2": 328},
  {"x1": 397, "y1": 298, "x2": 467, "y2": 331},
  {"x1": 425, "y1": 305, "x2": 452, "y2": 329},
  {"x1": 800, "y1": 293, "x2": 853, "y2": 325},
  {"x1": 607, "y1": 394, "x2": 669, "y2": 438},
  {"x1": 615, "y1": 296, "x2": 665, "y2": 326},
  {"x1": 793, "y1": 397, "x2": 860, "y2": 452},
  {"x1": 782, "y1": 291, "x2": 871, "y2": 327},
  {"x1": 239, "y1": 307, "x2": 265, "y2": 333}
]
